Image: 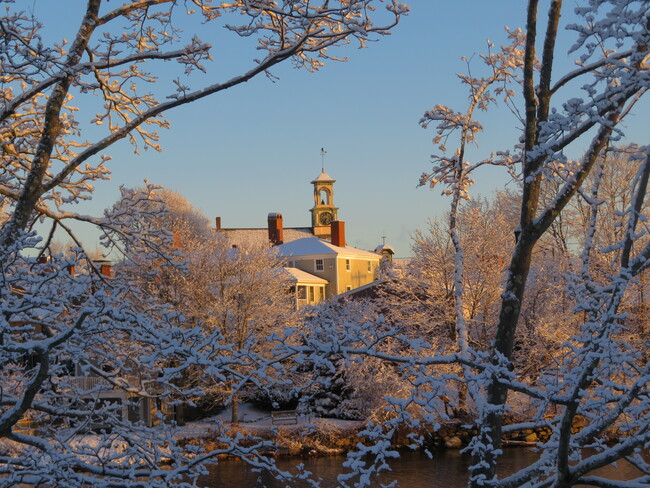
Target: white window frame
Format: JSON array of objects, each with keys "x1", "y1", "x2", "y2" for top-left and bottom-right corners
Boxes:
[
  {"x1": 367, "y1": 261, "x2": 372, "y2": 272},
  {"x1": 315, "y1": 259, "x2": 324, "y2": 272},
  {"x1": 346, "y1": 259, "x2": 351, "y2": 272}
]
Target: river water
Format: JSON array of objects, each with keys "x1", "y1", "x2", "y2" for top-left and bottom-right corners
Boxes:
[{"x1": 197, "y1": 448, "x2": 643, "y2": 487}]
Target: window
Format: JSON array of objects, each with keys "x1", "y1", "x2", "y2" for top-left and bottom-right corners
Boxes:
[
  {"x1": 315, "y1": 259, "x2": 324, "y2": 271},
  {"x1": 297, "y1": 286, "x2": 307, "y2": 299},
  {"x1": 309, "y1": 286, "x2": 315, "y2": 302},
  {"x1": 346, "y1": 285, "x2": 352, "y2": 292},
  {"x1": 345, "y1": 259, "x2": 350, "y2": 271},
  {"x1": 319, "y1": 287, "x2": 325, "y2": 301},
  {"x1": 367, "y1": 261, "x2": 372, "y2": 272},
  {"x1": 288, "y1": 260, "x2": 295, "y2": 268}
]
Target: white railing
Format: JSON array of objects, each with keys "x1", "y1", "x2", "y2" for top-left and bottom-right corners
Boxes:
[{"x1": 67, "y1": 376, "x2": 112, "y2": 390}]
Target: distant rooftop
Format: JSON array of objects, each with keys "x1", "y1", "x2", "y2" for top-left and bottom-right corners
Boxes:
[
  {"x1": 374, "y1": 243, "x2": 396, "y2": 255},
  {"x1": 218, "y1": 227, "x2": 313, "y2": 248}
]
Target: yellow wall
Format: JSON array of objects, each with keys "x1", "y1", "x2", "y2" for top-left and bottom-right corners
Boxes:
[
  {"x1": 289, "y1": 255, "x2": 379, "y2": 297},
  {"x1": 335, "y1": 257, "x2": 379, "y2": 295},
  {"x1": 291, "y1": 257, "x2": 337, "y2": 297}
]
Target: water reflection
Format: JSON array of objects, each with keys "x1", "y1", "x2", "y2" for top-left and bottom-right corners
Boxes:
[{"x1": 198, "y1": 448, "x2": 642, "y2": 487}]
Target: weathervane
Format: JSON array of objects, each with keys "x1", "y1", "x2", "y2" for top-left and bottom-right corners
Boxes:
[{"x1": 320, "y1": 147, "x2": 327, "y2": 172}]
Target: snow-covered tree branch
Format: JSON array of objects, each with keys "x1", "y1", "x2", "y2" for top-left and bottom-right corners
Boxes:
[
  {"x1": 0, "y1": 1, "x2": 408, "y2": 485},
  {"x1": 286, "y1": 2, "x2": 650, "y2": 487},
  {"x1": 0, "y1": 0, "x2": 408, "y2": 248}
]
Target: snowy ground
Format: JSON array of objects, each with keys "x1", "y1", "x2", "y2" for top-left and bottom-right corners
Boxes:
[{"x1": 174, "y1": 403, "x2": 363, "y2": 439}]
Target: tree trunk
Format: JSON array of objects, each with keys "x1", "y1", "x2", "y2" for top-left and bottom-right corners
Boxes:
[
  {"x1": 469, "y1": 2, "x2": 561, "y2": 485},
  {"x1": 469, "y1": 236, "x2": 537, "y2": 486},
  {"x1": 231, "y1": 392, "x2": 239, "y2": 425},
  {"x1": 0, "y1": 0, "x2": 100, "y2": 249}
]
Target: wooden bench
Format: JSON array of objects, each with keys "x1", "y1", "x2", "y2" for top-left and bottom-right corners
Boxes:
[{"x1": 271, "y1": 410, "x2": 298, "y2": 425}]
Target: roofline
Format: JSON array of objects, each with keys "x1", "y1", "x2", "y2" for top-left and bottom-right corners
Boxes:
[
  {"x1": 282, "y1": 251, "x2": 381, "y2": 260},
  {"x1": 283, "y1": 267, "x2": 329, "y2": 284},
  {"x1": 292, "y1": 277, "x2": 329, "y2": 284},
  {"x1": 217, "y1": 227, "x2": 313, "y2": 231},
  {"x1": 337, "y1": 279, "x2": 384, "y2": 298}
]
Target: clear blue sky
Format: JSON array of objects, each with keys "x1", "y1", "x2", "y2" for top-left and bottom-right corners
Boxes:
[{"x1": 33, "y1": 1, "x2": 650, "y2": 257}]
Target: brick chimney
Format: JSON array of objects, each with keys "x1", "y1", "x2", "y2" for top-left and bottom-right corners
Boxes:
[
  {"x1": 215, "y1": 216, "x2": 222, "y2": 231},
  {"x1": 331, "y1": 220, "x2": 345, "y2": 248},
  {"x1": 94, "y1": 259, "x2": 113, "y2": 278},
  {"x1": 268, "y1": 212, "x2": 284, "y2": 246}
]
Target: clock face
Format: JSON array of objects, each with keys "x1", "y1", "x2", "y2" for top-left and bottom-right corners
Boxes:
[{"x1": 319, "y1": 211, "x2": 333, "y2": 225}]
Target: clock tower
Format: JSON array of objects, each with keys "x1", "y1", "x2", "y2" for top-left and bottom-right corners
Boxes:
[{"x1": 310, "y1": 170, "x2": 339, "y2": 238}]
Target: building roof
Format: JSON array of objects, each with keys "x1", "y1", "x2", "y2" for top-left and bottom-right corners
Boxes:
[
  {"x1": 311, "y1": 170, "x2": 335, "y2": 183},
  {"x1": 336, "y1": 278, "x2": 385, "y2": 300},
  {"x1": 281, "y1": 267, "x2": 329, "y2": 284},
  {"x1": 218, "y1": 227, "x2": 313, "y2": 248},
  {"x1": 374, "y1": 244, "x2": 396, "y2": 255},
  {"x1": 276, "y1": 237, "x2": 381, "y2": 259}
]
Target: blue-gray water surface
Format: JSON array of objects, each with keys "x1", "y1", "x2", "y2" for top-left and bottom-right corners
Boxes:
[{"x1": 197, "y1": 448, "x2": 643, "y2": 487}]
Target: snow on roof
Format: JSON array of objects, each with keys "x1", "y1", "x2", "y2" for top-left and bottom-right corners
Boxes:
[
  {"x1": 374, "y1": 244, "x2": 396, "y2": 254},
  {"x1": 218, "y1": 227, "x2": 313, "y2": 248},
  {"x1": 276, "y1": 237, "x2": 381, "y2": 259},
  {"x1": 311, "y1": 170, "x2": 335, "y2": 183},
  {"x1": 281, "y1": 267, "x2": 329, "y2": 284}
]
